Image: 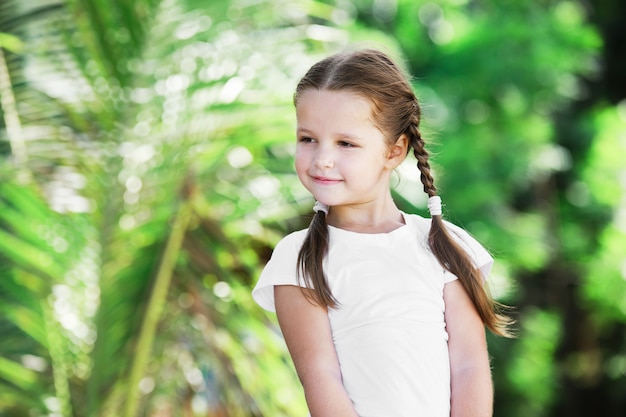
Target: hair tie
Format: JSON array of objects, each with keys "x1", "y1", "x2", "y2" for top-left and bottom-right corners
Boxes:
[
  {"x1": 428, "y1": 196, "x2": 442, "y2": 217},
  {"x1": 313, "y1": 201, "x2": 329, "y2": 215}
]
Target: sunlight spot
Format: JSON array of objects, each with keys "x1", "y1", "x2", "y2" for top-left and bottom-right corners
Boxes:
[
  {"x1": 554, "y1": 1, "x2": 585, "y2": 26},
  {"x1": 332, "y1": 7, "x2": 353, "y2": 25},
  {"x1": 133, "y1": 121, "x2": 150, "y2": 136},
  {"x1": 166, "y1": 74, "x2": 190, "y2": 93},
  {"x1": 242, "y1": 332, "x2": 262, "y2": 353},
  {"x1": 131, "y1": 87, "x2": 153, "y2": 104},
  {"x1": 125, "y1": 144, "x2": 156, "y2": 166},
  {"x1": 180, "y1": 57, "x2": 197, "y2": 73},
  {"x1": 429, "y1": 19, "x2": 455, "y2": 45},
  {"x1": 535, "y1": 144, "x2": 572, "y2": 173},
  {"x1": 213, "y1": 281, "x2": 232, "y2": 300},
  {"x1": 277, "y1": 387, "x2": 297, "y2": 406},
  {"x1": 214, "y1": 328, "x2": 231, "y2": 349},
  {"x1": 75, "y1": 361, "x2": 91, "y2": 379},
  {"x1": 21, "y1": 354, "x2": 48, "y2": 372},
  {"x1": 373, "y1": 0, "x2": 397, "y2": 22},
  {"x1": 394, "y1": 160, "x2": 427, "y2": 207},
  {"x1": 68, "y1": 196, "x2": 91, "y2": 213},
  {"x1": 185, "y1": 367, "x2": 205, "y2": 389},
  {"x1": 227, "y1": 146, "x2": 253, "y2": 168},
  {"x1": 221, "y1": 59, "x2": 238, "y2": 78},
  {"x1": 305, "y1": 25, "x2": 346, "y2": 42},
  {"x1": 419, "y1": 87, "x2": 450, "y2": 127},
  {"x1": 239, "y1": 219, "x2": 264, "y2": 237},
  {"x1": 125, "y1": 176, "x2": 142, "y2": 193},
  {"x1": 220, "y1": 77, "x2": 244, "y2": 103},
  {"x1": 119, "y1": 214, "x2": 136, "y2": 230},
  {"x1": 139, "y1": 377, "x2": 155, "y2": 394},
  {"x1": 192, "y1": 395, "x2": 209, "y2": 414},
  {"x1": 124, "y1": 191, "x2": 139, "y2": 205},
  {"x1": 118, "y1": 141, "x2": 133, "y2": 156},
  {"x1": 464, "y1": 99, "x2": 490, "y2": 124},
  {"x1": 249, "y1": 175, "x2": 280, "y2": 199},
  {"x1": 85, "y1": 285, "x2": 100, "y2": 312},
  {"x1": 493, "y1": 84, "x2": 526, "y2": 116},
  {"x1": 44, "y1": 397, "x2": 60, "y2": 412},
  {"x1": 175, "y1": 16, "x2": 212, "y2": 40},
  {"x1": 200, "y1": 63, "x2": 223, "y2": 82},
  {"x1": 45, "y1": 168, "x2": 91, "y2": 213},
  {"x1": 238, "y1": 64, "x2": 256, "y2": 81},
  {"x1": 418, "y1": 3, "x2": 443, "y2": 26},
  {"x1": 487, "y1": 267, "x2": 515, "y2": 300}
]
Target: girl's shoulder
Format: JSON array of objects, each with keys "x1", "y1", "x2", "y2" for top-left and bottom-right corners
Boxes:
[
  {"x1": 253, "y1": 228, "x2": 309, "y2": 312},
  {"x1": 402, "y1": 212, "x2": 430, "y2": 230},
  {"x1": 402, "y1": 212, "x2": 478, "y2": 243},
  {"x1": 273, "y1": 228, "x2": 308, "y2": 252},
  {"x1": 404, "y1": 212, "x2": 494, "y2": 279}
]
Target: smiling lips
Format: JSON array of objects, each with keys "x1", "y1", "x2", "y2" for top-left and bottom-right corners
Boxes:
[{"x1": 312, "y1": 175, "x2": 342, "y2": 185}]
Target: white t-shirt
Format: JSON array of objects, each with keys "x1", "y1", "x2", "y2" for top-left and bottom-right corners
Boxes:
[{"x1": 252, "y1": 212, "x2": 493, "y2": 417}]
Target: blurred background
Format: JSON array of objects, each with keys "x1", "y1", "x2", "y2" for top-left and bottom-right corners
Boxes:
[{"x1": 0, "y1": 0, "x2": 625, "y2": 416}]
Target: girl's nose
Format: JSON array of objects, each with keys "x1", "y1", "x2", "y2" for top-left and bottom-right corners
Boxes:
[{"x1": 314, "y1": 154, "x2": 334, "y2": 169}]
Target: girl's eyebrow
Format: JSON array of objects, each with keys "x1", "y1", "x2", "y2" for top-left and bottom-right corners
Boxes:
[{"x1": 297, "y1": 127, "x2": 363, "y2": 141}]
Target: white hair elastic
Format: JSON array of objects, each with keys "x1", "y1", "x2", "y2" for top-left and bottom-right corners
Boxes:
[
  {"x1": 313, "y1": 201, "x2": 329, "y2": 215},
  {"x1": 428, "y1": 196, "x2": 442, "y2": 217}
]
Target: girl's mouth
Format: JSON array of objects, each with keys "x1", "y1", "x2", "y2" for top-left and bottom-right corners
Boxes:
[{"x1": 312, "y1": 176, "x2": 342, "y2": 185}]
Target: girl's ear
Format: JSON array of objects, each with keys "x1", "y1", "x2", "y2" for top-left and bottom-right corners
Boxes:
[{"x1": 386, "y1": 134, "x2": 409, "y2": 169}]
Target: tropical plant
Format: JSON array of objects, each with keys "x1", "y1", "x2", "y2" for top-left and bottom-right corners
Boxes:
[{"x1": 0, "y1": 0, "x2": 364, "y2": 415}]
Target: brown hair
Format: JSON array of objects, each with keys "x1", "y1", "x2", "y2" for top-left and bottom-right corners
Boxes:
[{"x1": 294, "y1": 49, "x2": 513, "y2": 337}]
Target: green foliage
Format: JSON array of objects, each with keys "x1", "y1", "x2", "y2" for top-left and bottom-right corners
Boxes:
[
  {"x1": 1, "y1": 0, "x2": 625, "y2": 416},
  {"x1": 507, "y1": 308, "x2": 562, "y2": 416},
  {"x1": 0, "y1": 0, "x2": 349, "y2": 415},
  {"x1": 582, "y1": 106, "x2": 626, "y2": 323}
]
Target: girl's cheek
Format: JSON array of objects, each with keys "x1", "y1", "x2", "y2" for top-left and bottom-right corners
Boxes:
[{"x1": 294, "y1": 154, "x2": 306, "y2": 173}]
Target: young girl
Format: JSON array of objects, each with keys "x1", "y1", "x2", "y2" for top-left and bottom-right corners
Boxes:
[{"x1": 252, "y1": 48, "x2": 512, "y2": 417}]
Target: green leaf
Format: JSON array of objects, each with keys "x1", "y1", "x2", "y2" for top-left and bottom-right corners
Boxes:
[{"x1": 0, "y1": 356, "x2": 39, "y2": 389}]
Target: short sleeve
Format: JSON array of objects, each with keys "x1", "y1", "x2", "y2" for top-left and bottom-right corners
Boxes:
[
  {"x1": 251, "y1": 230, "x2": 308, "y2": 312},
  {"x1": 443, "y1": 220, "x2": 494, "y2": 282}
]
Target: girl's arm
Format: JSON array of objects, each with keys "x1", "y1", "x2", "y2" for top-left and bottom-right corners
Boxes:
[
  {"x1": 444, "y1": 280, "x2": 494, "y2": 417},
  {"x1": 275, "y1": 285, "x2": 359, "y2": 417}
]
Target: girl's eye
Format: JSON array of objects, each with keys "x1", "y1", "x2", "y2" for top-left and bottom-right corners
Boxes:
[
  {"x1": 338, "y1": 141, "x2": 355, "y2": 148},
  {"x1": 299, "y1": 136, "x2": 315, "y2": 143}
]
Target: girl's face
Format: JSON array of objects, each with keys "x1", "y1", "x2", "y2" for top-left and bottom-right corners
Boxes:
[{"x1": 295, "y1": 89, "x2": 403, "y2": 209}]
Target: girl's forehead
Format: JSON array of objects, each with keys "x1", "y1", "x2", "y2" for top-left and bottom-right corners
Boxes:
[
  {"x1": 296, "y1": 89, "x2": 373, "y2": 114},
  {"x1": 298, "y1": 88, "x2": 369, "y2": 102},
  {"x1": 296, "y1": 90, "x2": 388, "y2": 141}
]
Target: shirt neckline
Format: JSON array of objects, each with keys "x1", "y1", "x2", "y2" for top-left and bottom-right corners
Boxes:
[{"x1": 327, "y1": 212, "x2": 415, "y2": 244}]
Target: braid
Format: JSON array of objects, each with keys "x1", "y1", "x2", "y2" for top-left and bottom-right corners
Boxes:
[
  {"x1": 407, "y1": 105, "x2": 514, "y2": 337},
  {"x1": 296, "y1": 210, "x2": 338, "y2": 308},
  {"x1": 409, "y1": 119, "x2": 437, "y2": 198}
]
